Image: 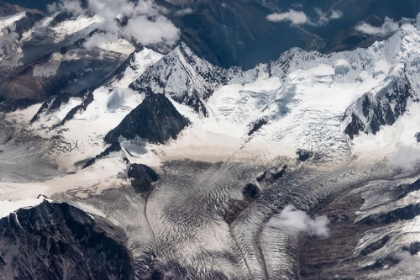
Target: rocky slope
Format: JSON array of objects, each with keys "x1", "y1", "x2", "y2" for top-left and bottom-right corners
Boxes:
[
  {"x1": 104, "y1": 93, "x2": 189, "y2": 144},
  {"x1": 0, "y1": 201, "x2": 133, "y2": 280}
]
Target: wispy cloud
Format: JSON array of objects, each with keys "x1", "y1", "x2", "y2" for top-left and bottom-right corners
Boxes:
[
  {"x1": 174, "y1": 8, "x2": 193, "y2": 17},
  {"x1": 267, "y1": 204, "x2": 330, "y2": 238},
  {"x1": 330, "y1": 10, "x2": 343, "y2": 20},
  {"x1": 83, "y1": 32, "x2": 118, "y2": 50},
  {"x1": 49, "y1": 0, "x2": 180, "y2": 47},
  {"x1": 313, "y1": 8, "x2": 343, "y2": 26},
  {"x1": 355, "y1": 17, "x2": 399, "y2": 37},
  {"x1": 267, "y1": 8, "x2": 343, "y2": 27}
]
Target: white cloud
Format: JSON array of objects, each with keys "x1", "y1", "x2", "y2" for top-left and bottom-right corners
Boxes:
[
  {"x1": 175, "y1": 8, "x2": 193, "y2": 17},
  {"x1": 330, "y1": 10, "x2": 343, "y2": 20},
  {"x1": 124, "y1": 15, "x2": 179, "y2": 45},
  {"x1": 393, "y1": 251, "x2": 412, "y2": 261},
  {"x1": 83, "y1": 32, "x2": 118, "y2": 50},
  {"x1": 266, "y1": 9, "x2": 309, "y2": 25},
  {"x1": 314, "y1": 8, "x2": 329, "y2": 26},
  {"x1": 355, "y1": 17, "x2": 399, "y2": 37},
  {"x1": 267, "y1": 204, "x2": 330, "y2": 238},
  {"x1": 48, "y1": 0, "x2": 84, "y2": 14},
  {"x1": 313, "y1": 8, "x2": 343, "y2": 26},
  {"x1": 291, "y1": 3, "x2": 303, "y2": 9},
  {"x1": 49, "y1": 0, "x2": 180, "y2": 47},
  {"x1": 267, "y1": 8, "x2": 343, "y2": 27}
]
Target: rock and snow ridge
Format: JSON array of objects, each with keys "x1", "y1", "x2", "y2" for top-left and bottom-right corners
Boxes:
[
  {"x1": 126, "y1": 22, "x2": 420, "y2": 166},
  {"x1": 130, "y1": 42, "x2": 238, "y2": 117},
  {"x1": 2, "y1": 12, "x2": 420, "y2": 280},
  {"x1": 7, "y1": 20, "x2": 420, "y2": 170}
]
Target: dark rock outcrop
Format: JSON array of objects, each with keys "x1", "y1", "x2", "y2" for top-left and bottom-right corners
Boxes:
[
  {"x1": 30, "y1": 92, "x2": 72, "y2": 123},
  {"x1": 256, "y1": 164, "x2": 287, "y2": 185},
  {"x1": 83, "y1": 142, "x2": 122, "y2": 169},
  {"x1": 105, "y1": 93, "x2": 189, "y2": 144},
  {"x1": 359, "y1": 203, "x2": 420, "y2": 225},
  {"x1": 0, "y1": 201, "x2": 134, "y2": 280},
  {"x1": 343, "y1": 71, "x2": 413, "y2": 139},
  {"x1": 127, "y1": 163, "x2": 159, "y2": 193},
  {"x1": 297, "y1": 149, "x2": 314, "y2": 162},
  {"x1": 60, "y1": 91, "x2": 94, "y2": 126},
  {"x1": 51, "y1": 11, "x2": 74, "y2": 27},
  {"x1": 13, "y1": 11, "x2": 42, "y2": 36},
  {"x1": 248, "y1": 117, "x2": 268, "y2": 136},
  {"x1": 243, "y1": 183, "x2": 260, "y2": 199},
  {"x1": 403, "y1": 241, "x2": 420, "y2": 256},
  {"x1": 395, "y1": 178, "x2": 420, "y2": 200},
  {"x1": 360, "y1": 235, "x2": 390, "y2": 256}
]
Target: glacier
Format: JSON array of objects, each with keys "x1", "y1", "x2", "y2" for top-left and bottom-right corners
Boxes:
[{"x1": 1, "y1": 11, "x2": 420, "y2": 279}]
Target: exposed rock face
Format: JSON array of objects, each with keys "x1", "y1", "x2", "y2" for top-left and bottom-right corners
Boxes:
[
  {"x1": 0, "y1": 201, "x2": 134, "y2": 280},
  {"x1": 127, "y1": 163, "x2": 159, "y2": 193},
  {"x1": 248, "y1": 117, "x2": 268, "y2": 136},
  {"x1": 242, "y1": 183, "x2": 260, "y2": 199},
  {"x1": 343, "y1": 70, "x2": 413, "y2": 139},
  {"x1": 83, "y1": 142, "x2": 122, "y2": 169},
  {"x1": 105, "y1": 93, "x2": 189, "y2": 144},
  {"x1": 297, "y1": 149, "x2": 314, "y2": 162},
  {"x1": 60, "y1": 92, "x2": 94, "y2": 126},
  {"x1": 51, "y1": 11, "x2": 74, "y2": 27},
  {"x1": 359, "y1": 203, "x2": 420, "y2": 225},
  {"x1": 30, "y1": 92, "x2": 72, "y2": 123},
  {"x1": 256, "y1": 164, "x2": 287, "y2": 186}
]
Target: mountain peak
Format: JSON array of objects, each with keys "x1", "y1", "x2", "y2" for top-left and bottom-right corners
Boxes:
[
  {"x1": 130, "y1": 41, "x2": 232, "y2": 117},
  {"x1": 104, "y1": 93, "x2": 189, "y2": 144}
]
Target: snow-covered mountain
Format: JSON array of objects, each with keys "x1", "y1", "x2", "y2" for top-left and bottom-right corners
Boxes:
[
  {"x1": 130, "y1": 42, "x2": 237, "y2": 116},
  {"x1": 125, "y1": 23, "x2": 420, "y2": 165},
  {"x1": 2, "y1": 5, "x2": 420, "y2": 279}
]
